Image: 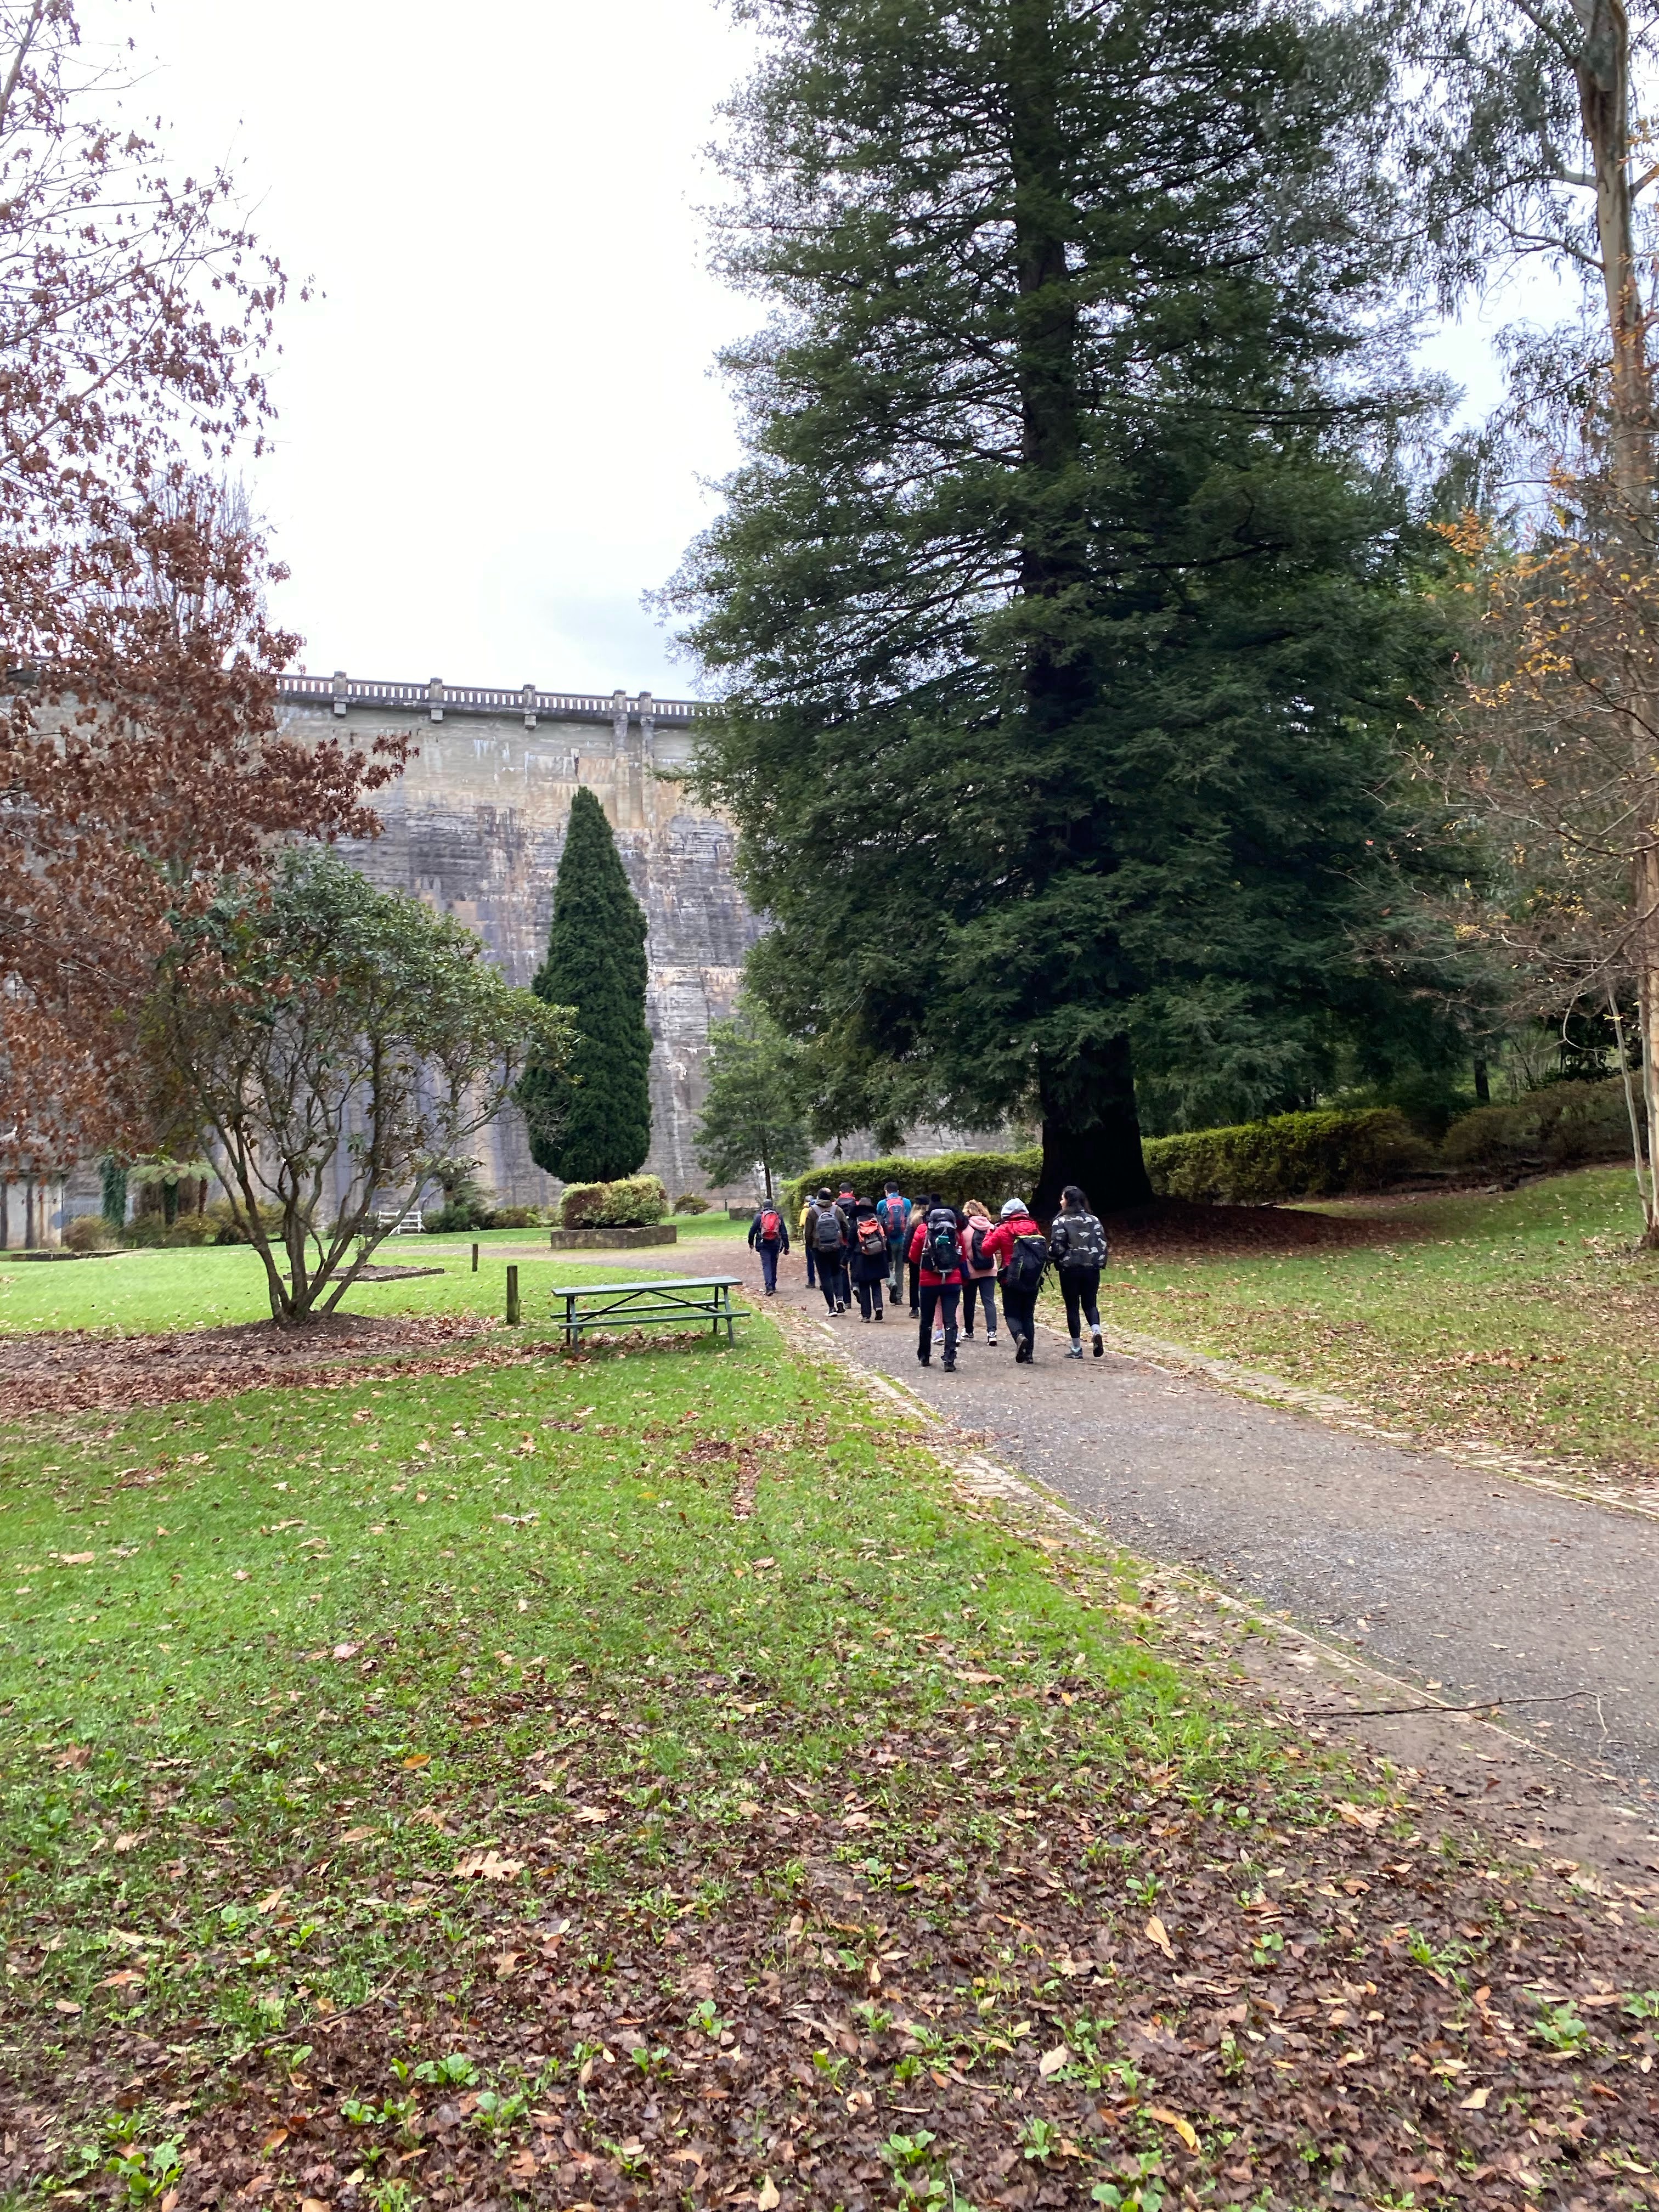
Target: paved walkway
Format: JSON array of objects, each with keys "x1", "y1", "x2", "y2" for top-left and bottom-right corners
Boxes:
[{"x1": 672, "y1": 1234, "x2": 1659, "y2": 1791}]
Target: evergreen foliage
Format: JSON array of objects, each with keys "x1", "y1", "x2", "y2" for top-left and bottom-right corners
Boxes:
[
  {"x1": 521, "y1": 787, "x2": 653, "y2": 1186},
  {"x1": 669, "y1": 0, "x2": 1462, "y2": 1215},
  {"x1": 693, "y1": 1001, "x2": 811, "y2": 1201}
]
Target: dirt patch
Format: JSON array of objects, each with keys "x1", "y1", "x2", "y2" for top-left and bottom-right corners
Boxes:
[{"x1": 0, "y1": 1312, "x2": 489, "y2": 1419}]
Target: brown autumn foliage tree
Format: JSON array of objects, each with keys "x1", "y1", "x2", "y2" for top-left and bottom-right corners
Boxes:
[
  {"x1": 1432, "y1": 476, "x2": 1659, "y2": 1237},
  {"x1": 0, "y1": 1, "x2": 404, "y2": 1190}
]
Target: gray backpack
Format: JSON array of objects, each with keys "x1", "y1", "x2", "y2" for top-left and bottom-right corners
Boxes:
[{"x1": 1053, "y1": 1210, "x2": 1107, "y2": 1270}]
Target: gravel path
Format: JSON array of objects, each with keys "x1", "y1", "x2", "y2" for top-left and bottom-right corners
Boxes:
[{"x1": 673, "y1": 1234, "x2": 1659, "y2": 1791}]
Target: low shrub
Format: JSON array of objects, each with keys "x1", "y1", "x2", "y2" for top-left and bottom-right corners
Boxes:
[
  {"x1": 481, "y1": 1204, "x2": 543, "y2": 1230},
  {"x1": 423, "y1": 1201, "x2": 487, "y2": 1234},
  {"x1": 63, "y1": 1214, "x2": 115, "y2": 1252},
  {"x1": 1144, "y1": 1108, "x2": 1429, "y2": 1204},
  {"x1": 559, "y1": 1175, "x2": 670, "y2": 1229},
  {"x1": 674, "y1": 1192, "x2": 712, "y2": 1215},
  {"x1": 121, "y1": 1212, "x2": 218, "y2": 1248},
  {"x1": 206, "y1": 1198, "x2": 286, "y2": 1245},
  {"x1": 779, "y1": 1148, "x2": 1042, "y2": 1222},
  {"x1": 1441, "y1": 1077, "x2": 1643, "y2": 1173}
]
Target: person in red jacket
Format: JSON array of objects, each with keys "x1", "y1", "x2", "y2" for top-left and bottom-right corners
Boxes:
[
  {"x1": 977, "y1": 1197, "x2": 1048, "y2": 1364},
  {"x1": 906, "y1": 1194, "x2": 964, "y2": 1372}
]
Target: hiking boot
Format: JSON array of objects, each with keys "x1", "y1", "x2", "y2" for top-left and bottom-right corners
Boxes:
[
  {"x1": 942, "y1": 1358, "x2": 956, "y2": 1373},
  {"x1": 873, "y1": 1308, "x2": 884, "y2": 1322},
  {"x1": 1014, "y1": 1336, "x2": 1031, "y2": 1364},
  {"x1": 917, "y1": 1353, "x2": 931, "y2": 1368}
]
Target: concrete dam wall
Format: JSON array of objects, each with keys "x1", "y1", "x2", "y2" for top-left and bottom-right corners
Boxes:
[{"x1": 278, "y1": 673, "x2": 760, "y2": 1208}]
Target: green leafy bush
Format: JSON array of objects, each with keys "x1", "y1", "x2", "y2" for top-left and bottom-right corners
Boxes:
[
  {"x1": 780, "y1": 1148, "x2": 1042, "y2": 1221},
  {"x1": 559, "y1": 1174, "x2": 670, "y2": 1229},
  {"x1": 63, "y1": 1214, "x2": 115, "y2": 1252},
  {"x1": 1143, "y1": 1108, "x2": 1428, "y2": 1203},
  {"x1": 481, "y1": 1204, "x2": 543, "y2": 1230},
  {"x1": 1441, "y1": 1078, "x2": 1642, "y2": 1173},
  {"x1": 674, "y1": 1192, "x2": 712, "y2": 1215},
  {"x1": 206, "y1": 1198, "x2": 286, "y2": 1246},
  {"x1": 121, "y1": 1212, "x2": 218, "y2": 1248}
]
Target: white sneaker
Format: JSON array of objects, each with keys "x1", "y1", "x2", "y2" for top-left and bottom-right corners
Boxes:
[{"x1": 933, "y1": 1327, "x2": 945, "y2": 1344}]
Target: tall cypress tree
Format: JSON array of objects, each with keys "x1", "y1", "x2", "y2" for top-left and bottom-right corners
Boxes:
[
  {"x1": 520, "y1": 787, "x2": 653, "y2": 1184},
  {"x1": 668, "y1": 0, "x2": 1457, "y2": 1215}
]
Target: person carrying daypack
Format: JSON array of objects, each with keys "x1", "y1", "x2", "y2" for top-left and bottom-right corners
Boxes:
[
  {"x1": 1050, "y1": 1183, "x2": 1107, "y2": 1358},
  {"x1": 810, "y1": 1189, "x2": 850, "y2": 1314},
  {"x1": 905, "y1": 1198, "x2": 964, "y2": 1371},
  {"x1": 877, "y1": 1182, "x2": 911, "y2": 1302},
  {"x1": 978, "y1": 1197, "x2": 1048, "y2": 1364},
  {"x1": 848, "y1": 1199, "x2": 890, "y2": 1322},
  {"x1": 960, "y1": 1198, "x2": 998, "y2": 1345},
  {"x1": 797, "y1": 1193, "x2": 820, "y2": 1290},
  {"x1": 747, "y1": 1198, "x2": 791, "y2": 1297}
]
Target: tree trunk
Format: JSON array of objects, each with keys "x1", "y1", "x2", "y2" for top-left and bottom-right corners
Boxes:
[
  {"x1": 1473, "y1": 1056, "x2": 1491, "y2": 1104},
  {"x1": 1008, "y1": 4, "x2": 1150, "y2": 1223},
  {"x1": 1637, "y1": 844, "x2": 1659, "y2": 1244},
  {"x1": 1572, "y1": 0, "x2": 1659, "y2": 1240},
  {"x1": 1032, "y1": 1036, "x2": 1153, "y2": 1220}
]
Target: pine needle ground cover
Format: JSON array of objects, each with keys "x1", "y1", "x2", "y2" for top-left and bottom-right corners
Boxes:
[
  {"x1": 1090, "y1": 1166, "x2": 1659, "y2": 1485},
  {"x1": 3, "y1": 1312, "x2": 1658, "y2": 2209}
]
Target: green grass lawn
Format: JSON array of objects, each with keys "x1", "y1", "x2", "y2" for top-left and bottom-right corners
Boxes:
[
  {"x1": 1, "y1": 1291, "x2": 1652, "y2": 2205},
  {"x1": 1083, "y1": 1165, "x2": 1659, "y2": 1480},
  {"x1": 0, "y1": 1218, "x2": 744, "y2": 1338}
]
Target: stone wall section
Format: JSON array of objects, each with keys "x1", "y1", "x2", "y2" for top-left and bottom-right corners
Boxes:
[{"x1": 278, "y1": 691, "x2": 761, "y2": 1209}]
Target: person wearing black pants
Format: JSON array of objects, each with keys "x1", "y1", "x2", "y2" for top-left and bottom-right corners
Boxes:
[
  {"x1": 848, "y1": 1200, "x2": 889, "y2": 1322},
  {"x1": 978, "y1": 1198, "x2": 1046, "y2": 1364},
  {"x1": 1050, "y1": 1184, "x2": 1108, "y2": 1357},
  {"x1": 906, "y1": 1203, "x2": 965, "y2": 1370},
  {"x1": 807, "y1": 1190, "x2": 850, "y2": 1314}
]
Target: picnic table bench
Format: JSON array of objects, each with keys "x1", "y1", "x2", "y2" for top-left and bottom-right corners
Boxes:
[{"x1": 549, "y1": 1274, "x2": 747, "y2": 1348}]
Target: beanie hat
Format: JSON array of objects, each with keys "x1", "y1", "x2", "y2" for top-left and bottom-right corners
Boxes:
[{"x1": 1001, "y1": 1197, "x2": 1025, "y2": 1218}]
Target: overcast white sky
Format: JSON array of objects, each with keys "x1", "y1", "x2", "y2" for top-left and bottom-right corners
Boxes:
[{"x1": 83, "y1": 1, "x2": 1571, "y2": 700}]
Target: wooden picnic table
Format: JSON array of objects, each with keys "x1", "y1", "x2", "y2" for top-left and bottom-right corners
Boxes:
[{"x1": 549, "y1": 1274, "x2": 747, "y2": 1348}]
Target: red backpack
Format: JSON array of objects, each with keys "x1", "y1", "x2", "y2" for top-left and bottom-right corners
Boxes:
[
  {"x1": 760, "y1": 1208, "x2": 781, "y2": 1240},
  {"x1": 857, "y1": 1214, "x2": 886, "y2": 1257}
]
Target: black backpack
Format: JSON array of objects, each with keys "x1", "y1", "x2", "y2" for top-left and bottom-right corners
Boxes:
[
  {"x1": 813, "y1": 1205, "x2": 844, "y2": 1252},
  {"x1": 925, "y1": 1207, "x2": 960, "y2": 1273},
  {"x1": 1006, "y1": 1231, "x2": 1049, "y2": 1291},
  {"x1": 1053, "y1": 1211, "x2": 1107, "y2": 1270}
]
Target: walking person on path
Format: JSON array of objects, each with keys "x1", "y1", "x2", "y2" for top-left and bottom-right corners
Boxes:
[
  {"x1": 961, "y1": 1199, "x2": 999, "y2": 1345},
  {"x1": 906, "y1": 1196, "x2": 965, "y2": 1370},
  {"x1": 747, "y1": 1198, "x2": 791, "y2": 1296},
  {"x1": 1049, "y1": 1184, "x2": 1107, "y2": 1357},
  {"x1": 978, "y1": 1197, "x2": 1048, "y2": 1364},
  {"x1": 848, "y1": 1197, "x2": 890, "y2": 1322},
  {"x1": 798, "y1": 1192, "x2": 820, "y2": 1294},
  {"x1": 877, "y1": 1182, "x2": 911, "y2": 1306},
  {"x1": 809, "y1": 1188, "x2": 850, "y2": 1314}
]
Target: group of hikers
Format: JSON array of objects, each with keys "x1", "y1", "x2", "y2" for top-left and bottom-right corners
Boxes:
[{"x1": 746, "y1": 1180, "x2": 1108, "y2": 1372}]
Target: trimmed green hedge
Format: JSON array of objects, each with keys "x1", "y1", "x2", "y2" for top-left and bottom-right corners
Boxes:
[
  {"x1": 1144, "y1": 1108, "x2": 1430, "y2": 1204},
  {"x1": 783, "y1": 1110, "x2": 1425, "y2": 1217},
  {"x1": 1440, "y1": 1077, "x2": 1643, "y2": 1172},
  {"x1": 559, "y1": 1175, "x2": 669, "y2": 1229},
  {"x1": 777, "y1": 1087, "x2": 1640, "y2": 1219},
  {"x1": 780, "y1": 1148, "x2": 1042, "y2": 1221}
]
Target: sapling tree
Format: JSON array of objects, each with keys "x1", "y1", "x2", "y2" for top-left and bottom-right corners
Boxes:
[
  {"x1": 149, "y1": 847, "x2": 572, "y2": 1323},
  {"x1": 693, "y1": 1000, "x2": 809, "y2": 1201}
]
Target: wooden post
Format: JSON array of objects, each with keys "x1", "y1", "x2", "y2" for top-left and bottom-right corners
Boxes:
[
  {"x1": 471, "y1": 1242, "x2": 479, "y2": 1273},
  {"x1": 506, "y1": 1265, "x2": 520, "y2": 1326}
]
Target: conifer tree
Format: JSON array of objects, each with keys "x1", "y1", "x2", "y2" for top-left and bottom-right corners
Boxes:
[
  {"x1": 669, "y1": 0, "x2": 1458, "y2": 1214},
  {"x1": 521, "y1": 787, "x2": 654, "y2": 1184}
]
